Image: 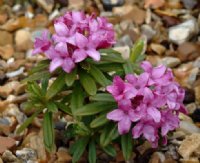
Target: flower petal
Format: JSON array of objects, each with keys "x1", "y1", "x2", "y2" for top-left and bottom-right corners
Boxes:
[
  {"x1": 62, "y1": 58, "x2": 75, "y2": 73},
  {"x1": 140, "y1": 61, "x2": 152, "y2": 72},
  {"x1": 72, "y1": 49, "x2": 87, "y2": 63},
  {"x1": 55, "y1": 42, "x2": 68, "y2": 56},
  {"x1": 147, "y1": 107, "x2": 161, "y2": 122},
  {"x1": 138, "y1": 72, "x2": 149, "y2": 87},
  {"x1": 49, "y1": 58, "x2": 63, "y2": 72},
  {"x1": 107, "y1": 109, "x2": 125, "y2": 121},
  {"x1": 152, "y1": 65, "x2": 166, "y2": 79},
  {"x1": 143, "y1": 125, "x2": 156, "y2": 142},
  {"x1": 118, "y1": 117, "x2": 131, "y2": 134},
  {"x1": 86, "y1": 49, "x2": 100, "y2": 61},
  {"x1": 54, "y1": 22, "x2": 69, "y2": 36},
  {"x1": 132, "y1": 123, "x2": 143, "y2": 138},
  {"x1": 75, "y1": 32, "x2": 88, "y2": 48}
]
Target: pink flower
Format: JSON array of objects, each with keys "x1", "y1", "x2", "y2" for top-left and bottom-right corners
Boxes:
[
  {"x1": 33, "y1": 11, "x2": 115, "y2": 73},
  {"x1": 106, "y1": 61, "x2": 187, "y2": 148}
]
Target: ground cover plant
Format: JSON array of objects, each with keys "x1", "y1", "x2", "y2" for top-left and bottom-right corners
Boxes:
[{"x1": 17, "y1": 11, "x2": 187, "y2": 163}]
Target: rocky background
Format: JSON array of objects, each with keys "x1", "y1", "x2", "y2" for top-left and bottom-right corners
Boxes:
[{"x1": 0, "y1": 0, "x2": 200, "y2": 162}]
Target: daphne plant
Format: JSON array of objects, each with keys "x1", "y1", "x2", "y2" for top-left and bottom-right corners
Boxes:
[{"x1": 17, "y1": 11, "x2": 187, "y2": 163}]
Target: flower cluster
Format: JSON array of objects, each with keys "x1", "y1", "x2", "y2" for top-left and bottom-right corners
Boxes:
[
  {"x1": 33, "y1": 11, "x2": 115, "y2": 73},
  {"x1": 106, "y1": 61, "x2": 187, "y2": 147}
]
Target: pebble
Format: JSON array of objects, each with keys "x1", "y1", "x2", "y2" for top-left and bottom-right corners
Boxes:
[
  {"x1": 169, "y1": 19, "x2": 199, "y2": 44},
  {"x1": 141, "y1": 24, "x2": 156, "y2": 41},
  {"x1": 0, "y1": 31, "x2": 13, "y2": 46},
  {"x1": 150, "y1": 43, "x2": 166, "y2": 55},
  {"x1": 0, "y1": 117, "x2": 17, "y2": 135},
  {"x1": 56, "y1": 147, "x2": 72, "y2": 162},
  {"x1": 36, "y1": 0, "x2": 54, "y2": 13},
  {"x1": 113, "y1": 46, "x2": 130, "y2": 60},
  {"x1": 0, "y1": 136, "x2": 16, "y2": 154},
  {"x1": 159, "y1": 57, "x2": 181, "y2": 68},
  {"x1": 179, "y1": 121, "x2": 200, "y2": 134},
  {"x1": 178, "y1": 133, "x2": 200, "y2": 159},
  {"x1": 181, "y1": 0, "x2": 197, "y2": 9},
  {"x1": 194, "y1": 85, "x2": 200, "y2": 104},
  {"x1": 16, "y1": 148, "x2": 37, "y2": 162},
  {"x1": 2, "y1": 150, "x2": 21, "y2": 163},
  {"x1": 116, "y1": 35, "x2": 133, "y2": 47},
  {"x1": 6, "y1": 67, "x2": 25, "y2": 78},
  {"x1": 144, "y1": 0, "x2": 165, "y2": 9},
  {"x1": 186, "y1": 103, "x2": 197, "y2": 114},
  {"x1": 15, "y1": 29, "x2": 33, "y2": 52},
  {"x1": 0, "y1": 44, "x2": 14, "y2": 60},
  {"x1": 177, "y1": 42, "x2": 200, "y2": 62},
  {"x1": 0, "y1": 81, "x2": 20, "y2": 98}
]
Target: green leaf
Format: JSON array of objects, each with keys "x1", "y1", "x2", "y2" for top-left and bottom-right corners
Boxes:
[
  {"x1": 46, "y1": 102, "x2": 58, "y2": 113},
  {"x1": 88, "y1": 139, "x2": 96, "y2": 163},
  {"x1": 69, "y1": 137, "x2": 89, "y2": 163},
  {"x1": 89, "y1": 65, "x2": 110, "y2": 86},
  {"x1": 55, "y1": 102, "x2": 72, "y2": 115},
  {"x1": 100, "y1": 123, "x2": 119, "y2": 147},
  {"x1": 79, "y1": 70, "x2": 97, "y2": 96},
  {"x1": 130, "y1": 40, "x2": 144, "y2": 63},
  {"x1": 16, "y1": 109, "x2": 42, "y2": 134},
  {"x1": 90, "y1": 113, "x2": 109, "y2": 128},
  {"x1": 102, "y1": 145, "x2": 117, "y2": 157},
  {"x1": 70, "y1": 82, "x2": 84, "y2": 115},
  {"x1": 65, "y1": 68, "x2": 77, "y2": 86},
  {"x1": 123, "y1": 61, "x2": 134, "y2": 74},
  {"x1": 89, "y1": 93, "x2": 115, "y2": 102},
  {"x1": 22, "y1": 70, "x2": 50, "y2": 83},
  {"x1": 74, "y1": 102, "x2": 116, "y2": 116},
  {"x1": 46, "y1": 72, "x2": 66, "y2": 100},
  {"x1": 29, "y1": 59, "x2": 50, "y2": 74},
  {"x1": 100, "y1": 49, "x2": 125, "y2": 63},
  {"x1": 121, "y1": 133, "x2": 133, "y2": 161},
  {"x1": 96, "y1": 63, "x2": 123, "y2": 72},
  {"x1": 43, "y1": 112, "x2": 55, "y2": 152},
  {"x1": 41, "y1": 77, "x2": 49, "y2": 95}
]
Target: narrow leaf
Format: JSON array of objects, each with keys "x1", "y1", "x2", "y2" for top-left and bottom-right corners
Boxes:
[
  {"x1": 88, "y1": 139, "x2": 96, "y2": 163},
  {"x1": 43, "y1": 112, "x2": 55, "y2": 152},
  {"x1": 22, "y1": 70, "x2": 50, "y2": 83},
  {"x1": 130, "y1": 40, "x2": 144, "y2": 63},
  {"x1": 74, "y1": 102, "x2": 116, "y2": 116},
  {"x1": 121, "y1": 133, "x2": 133, "y2": 160},
  {"x1": 65, "y1": 68, "x2": 77, "y2": 86},
  {"x1": 69, "y1": 137, "x2": 89, "y2": 163},
  {"x1": 123, "y1": 61, "x2": 134, "y2": 74},
  {"x1": 46, "y1": 72, "x2": 66, "y2": 100},
  {"x1": 89, "y1": 65, "x2": 110, "y2": 86},
  {"x1": 89, "y1": 93, "x2": 115, "y2": 102},
  {"x1": 79, "y1": 70, "x2": 97, "y2": 96},
  {"x1": 46, "y1": 102, "x2": 58, "y2": 113},
  {"x1": 102, "y1": 145, "x2": 117, "y2": 157},
  {"x1": 90, "y1": 113, "x2": 109, "y2": 128},
  {"x1": 100, "y1": 123, "x2": 119, "y2": 147}
]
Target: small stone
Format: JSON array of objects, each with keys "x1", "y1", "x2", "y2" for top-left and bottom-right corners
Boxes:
[
  {"x1": 169, "y1": 19, "x2": 199, "y2": 44},
  {"x1": 0, "y1": 44, "x2": 14, "y2": 60},
  {"x1": 0, "y1": 136, "x2": 16, "y2": 154},
  {"x1": 102, "y1": 0, "x2": 124, "y2": 11},
  {"x1": 0, "y1": 81, "x2": 20, "y2": 98},
  {"x1": 136, "y1": 141, "x2": 151, "y2": 155},
  {"x1": 177, "y1": 42, "x2": 200, "y2": 62},
  {"x1": 116, "y1": 35, "x2": 133, "y2": 47},
  {"x1": 29, "y1": 132, "x2": 47, "y2": 161},
  {"x1": 6, "y1": 67, "x2": 25, "y2": 78},
  {"x1": 0, "y1": 31, "x2": 13, "y2": 46},
  {"x1": 113, "y1": 5, "x2": 146, "y2": 25},
  {"x1": 149, "y1": 152, "x2": 165, "y2": 163},
  {"x1": 15, "y1": 29, "x2": 33, "y2": 52},
  {"x1": 0, "y1": 117, "x2": 17, "y2": 135},
  {"x1": 184, "y1": 88, "x2": 195, "y2": 104},
  {"x1": 141, "y1": 24, "x2": 156, "y2": 41},
  {"x1": 0, "y1": 158, "x2": 3, "y2": 163},
  {"x1": 113, "y1": 46, "x2": 130, "y2": 59},
  {"x1": 159, "y1": 57, "x2": 181, "y2": 68},
  {"x1": 68, "y1": 0, "x2": 84, "y2": 10},
  {"x1": 150, "y1": 43, "x2": 166, "y2": 55},
  {"x1": 56, "y1": 147, "x2": 72, "y2": 162},
  {"x1": 178, "y1": 133, "x2": 200, "y2": 159},
  {"x1": 36, "y1": 0, "x2": 54, "y2": 13},
  {"x1": 179, "y1": 121, "x2": 200, "y2": 134},
  {"x1": 16, "y1": 148, "x2": 37, "y2": 162},
  {"x1": 2, "y1": 150, "x2": 21, "y2": 163},
  {"x1": 181, "y1": 0, "x2": 197, "y2": 9},
  {"x1": 194, "y1": 85, "x2": 200, "y2": 104},
  {"x1": 181, "y1": 158, "x2": 199, "y2": 163},
  {"x1": 144, "y1": 0, "x2": 165, "y2": 9}
]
